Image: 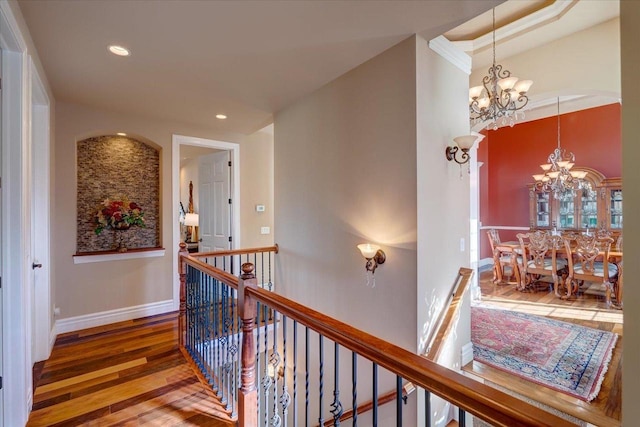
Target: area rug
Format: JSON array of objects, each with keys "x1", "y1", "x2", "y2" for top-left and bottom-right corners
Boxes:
[{"x1": 471, "y1": 306, "x2": 617, "y2": 402}]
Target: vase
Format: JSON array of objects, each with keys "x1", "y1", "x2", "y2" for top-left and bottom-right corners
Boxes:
[{"x1": 113, "y1": 228, "x2": 129, "y2": 252}]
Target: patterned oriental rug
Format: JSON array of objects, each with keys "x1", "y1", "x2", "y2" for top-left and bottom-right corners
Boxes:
[{"x1": 471, "y1": 306, "x2": 618, "y2": 402}]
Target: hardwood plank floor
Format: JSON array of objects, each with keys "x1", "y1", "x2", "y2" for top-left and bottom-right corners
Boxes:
[
  {"x1": 466, "y1": 269, "x2": 622, "y2": 427},
  {"x1": 28, "y1": 312, "x2": 234, "y2": 427}
]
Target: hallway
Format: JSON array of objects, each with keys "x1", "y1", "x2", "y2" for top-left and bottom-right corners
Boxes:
[{"x1": 27, "y1": 312, "x2": 233, "y2": 426}]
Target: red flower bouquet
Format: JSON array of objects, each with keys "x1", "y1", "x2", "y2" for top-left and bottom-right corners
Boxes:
[{"x1": 94, "y1": 197, "x2": 145, "y2": 235}]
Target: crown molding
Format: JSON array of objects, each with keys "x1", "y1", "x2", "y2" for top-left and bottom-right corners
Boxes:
[
  {"x1": 428, "y1": 36, "x2": 472, "y2": 75},
  {"x1": 452, "y1": 0, "x2": 577, "y2": 54}
]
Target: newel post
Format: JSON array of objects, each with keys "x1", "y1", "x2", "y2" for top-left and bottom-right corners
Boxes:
[
  {"x1": 178, "y1": 242, "x2": 189, "y2": 348},
  {"x1": 238, "y1": 262, "x2": 258, "y2": 426}
]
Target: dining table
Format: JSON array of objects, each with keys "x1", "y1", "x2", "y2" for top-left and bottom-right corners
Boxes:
[{"x1": 496, "y1": 240, "x2": 623, "y2": 307}]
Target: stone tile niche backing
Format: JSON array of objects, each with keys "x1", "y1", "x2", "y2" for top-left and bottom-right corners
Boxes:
[{"x1": 77, "y1": 135, "x2": 160, "y2": 253}]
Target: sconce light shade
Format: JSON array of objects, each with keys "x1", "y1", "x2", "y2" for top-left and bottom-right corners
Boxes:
[
  {"x1": 184, "y1": 213, "x2": 199, "y2": 226},
  {"x1": 357, "y1": 243, "x2": 380, "y2": 259},
  {"x1": 453, "y1": 135, "x2": 479, "y2": 150},
  {"x1": 357, "y1": 243, "x2": 386, "y2": 274},
  {"x1": 446, "y1": 133, "x2": 485, "y2": 165}
]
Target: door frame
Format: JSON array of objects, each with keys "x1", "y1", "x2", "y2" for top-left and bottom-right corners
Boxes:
[
  {"x1": 1, "y1": 1, "x2": 31, "y2": 424},
  {"x1": 171, "y1": 134, "x2": 240, "y2": 310}
]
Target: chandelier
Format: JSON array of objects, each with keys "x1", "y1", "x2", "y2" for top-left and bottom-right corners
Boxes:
[
  {"x1": 469, "y1": 9, "x2": 533, "y2": 130},
  {"x1": 532, "y1": 98, "x2": 592, "y2": 200}
]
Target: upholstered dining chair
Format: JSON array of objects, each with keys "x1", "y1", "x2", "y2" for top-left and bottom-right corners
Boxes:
[
  {"x1": 516, "y1": 231, "x2": 565, "y2": 293},
  {"x1": 562, "y1": 233, "x2": 618, "y2": 304},
  {"x1": 487, "y1": 229, "x2": 520, "y2": 285}
]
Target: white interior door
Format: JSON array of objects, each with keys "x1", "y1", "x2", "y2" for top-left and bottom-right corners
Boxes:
[
  {"x1": 199, "y1": 151, "x2": 232, "y2": 255},
  {"x1": 30, "y1": 98, "x2": 50, "y2": 363}
]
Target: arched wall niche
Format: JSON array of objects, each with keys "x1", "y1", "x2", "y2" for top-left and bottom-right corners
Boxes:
[{"x1": 76, "y1": 134, "x2": 161, "y2": 253}]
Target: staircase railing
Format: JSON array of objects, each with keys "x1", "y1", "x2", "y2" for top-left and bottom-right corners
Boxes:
[{"x1": 179, "y1": 244, "x2": 575, "y2": 427}]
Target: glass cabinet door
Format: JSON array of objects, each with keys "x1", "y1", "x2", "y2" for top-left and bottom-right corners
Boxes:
[
  {"x1": 558, "y1": 191, "x2": 575, "y2": 229},
  {"x1": 610, "y1": 189, "x2": 623, "y2": 229},
  {"x1": 536, "y1": 192, "x2": 550, "y2": 227},
  {"x1": 580, "y1": 190, "x2": 598, "y2": 229}
]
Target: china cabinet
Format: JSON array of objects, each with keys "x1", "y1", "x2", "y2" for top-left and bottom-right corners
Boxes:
[{"x1": 528, "y1": 167, "x2": 621, "y2": 235}]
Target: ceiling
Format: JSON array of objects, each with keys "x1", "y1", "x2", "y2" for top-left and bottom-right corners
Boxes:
[{"x1": 18, "y1": 0, "x2": 618, "y2": 135}]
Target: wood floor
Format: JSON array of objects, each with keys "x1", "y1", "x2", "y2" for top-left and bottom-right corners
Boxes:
[
  {"x1": 27, "y1": 312, "x2": 234, "y2": 427},
  {"x1": 27, "y1": 273, "x2": 621, "y2": 426},
  {"x1": 467, "y1": 269, "x2": 623, "y2": 427}
]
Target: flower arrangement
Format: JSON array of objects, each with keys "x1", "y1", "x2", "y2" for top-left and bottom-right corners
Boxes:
[{"x1": 94, "y1": 197, "x2": 145, "y2": 235}]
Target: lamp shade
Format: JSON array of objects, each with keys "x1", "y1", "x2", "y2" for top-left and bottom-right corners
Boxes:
[
  {"x1": 469, "y1": 86, "x2": 484, "y2": 99},
  {"x1": 357, "y1": 243, "x2": 380, "y2": 259},
  {"x1": 453, "y1": 135, "x2": 477, "y2": 150},
  {"x1": 184, "y1": 213, "x2": 199, "y2": 226}
]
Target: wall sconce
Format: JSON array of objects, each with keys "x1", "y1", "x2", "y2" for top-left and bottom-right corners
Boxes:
[
  {"x1": 357, "y1": 243, "x2": 386, "y2": 274},
  {"x1": 445, "y1": 134, "x2": 484, "y2": 165},
  {"x1": 184, "y1": 213, "x2": 199, "y2": 243}
]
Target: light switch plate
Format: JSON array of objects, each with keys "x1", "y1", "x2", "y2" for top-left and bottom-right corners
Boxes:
[
  {"x1": 261, "y1": 226, "x2": 270, "y2": 235},
  {"x1": 256, "y1": 204, "x2": 265, "y2": 212}
]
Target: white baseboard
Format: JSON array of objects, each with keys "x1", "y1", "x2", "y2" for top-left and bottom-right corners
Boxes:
[
  {"x1": 478, "y1": 258, "x2": 493, "y2": 269},
  {"x1": 49, "y1": 323, "x2": 57, "y2": 354},
  {"x1": 55, "y1": 299, "x2": 174, "y2": 334},
  {"x1": 461, "y1": 342, "x2": 474, "y2": 366}
]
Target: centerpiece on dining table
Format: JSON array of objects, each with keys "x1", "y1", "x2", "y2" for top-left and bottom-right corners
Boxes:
[{"x1": 94, "y1": 197, "x2": 145, "y2": 252}]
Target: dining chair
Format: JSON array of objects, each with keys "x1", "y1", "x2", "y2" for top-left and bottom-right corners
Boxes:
[
  {"x1": 562, "y1": 233, "x2": 618, "y2": 304},
  {"x1": 516, "y1": 231, "x2": 566, "y2": 293},
  {"x1": 487, "y1": 229, "x2": 520, "y2": 285}
]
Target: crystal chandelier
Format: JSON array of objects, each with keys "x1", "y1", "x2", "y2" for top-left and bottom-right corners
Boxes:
[
  {"x1": 532, "y1": 98, "x2": 592, "y2": 200},
  {"x1": 469, "y1": 9, "x2": 533, "y2": 130}
]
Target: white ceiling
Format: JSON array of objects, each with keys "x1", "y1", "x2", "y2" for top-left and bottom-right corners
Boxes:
[
  {"x1": 18, "y1": 0, "x2": 500, "y2": 135},
  {"x1": 18, "y1": 0, "x2": 618, "y2": 135}
]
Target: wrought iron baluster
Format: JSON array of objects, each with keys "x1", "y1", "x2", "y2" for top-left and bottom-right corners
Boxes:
[
  {"x1": 262, "y1": 302, "x2": 270, "y2": 427},
  {"x1": 293, "y1": 320, "x2": 298, "y2": 427},
  {"x1": 352, "y1": 352, "x2": 357, "y2": 426},
  {"x1": 396, "y1": 376, "x2": 402, "y2": 426},
  {"x1": 205, "y1": 274, "x2": 212, "y2": 386},
  {"x1": 231, "y1": 287, "x2": 238, "y2": 417},
  {"x1": 305, "y1": 327, "x2": 310, "y2": 427},
  {"x1": 424, "y1": 389, "x2": 431, "y2": 427},
  {"x1": 280, "y1": 316, "x2": 291, "y2": 427},
  {"x1": 318, "y1": 335, "x2": 324, "y2": 426},
  {"x1": 330, "y1": 342, "x2": 343, "y2": 426},
  {"x1": 459, "y1": 408, "x2": 466, "y2": 427},
  {"x1": 257, "y1": 301, "x2": 262, "y2": 421},
  {"x1": 372, "y1": 363, "x2": 378, "y2": 427},
  {"x1": 270, "y1": 308, "x2": 281, "y2": 427},
  {"x1": 213, "y1": 275, "x2": 220, "y2": 394},
  {"x1": 221, "y1": 284, "x2": 229, "y2": 406}
]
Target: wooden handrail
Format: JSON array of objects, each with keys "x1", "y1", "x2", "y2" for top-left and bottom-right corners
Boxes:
[
  {"x1": 424, "y1": 268, "x2": 473, "y2": 361},
  {"x1": 243, "y1": 283, "x2": 573, "y2": 427},
  {"x1": 179, "y1": 249, "x2": 572, "y2": 426},
  {"x1": 181, "y1": 252, "x2": 241, "y2": 290},
  {"x1": 191, "y1": 244, "x2": 279, "y2": 258}
]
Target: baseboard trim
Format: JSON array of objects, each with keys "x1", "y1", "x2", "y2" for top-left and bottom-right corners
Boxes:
[
  {"x1": 479, "y1": 258, "x2": 493, "y2": 269},
  {"x1": 461, "y1": 342, "x2": 474, "y2": 366},
  {"x1": 55, "y1": 300, "x2": 174, "y2": 334}
]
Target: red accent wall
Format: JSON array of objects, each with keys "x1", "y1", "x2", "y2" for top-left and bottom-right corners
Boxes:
[{"x1": 479, "y1": 103, "x2": 621, "y2": 259}]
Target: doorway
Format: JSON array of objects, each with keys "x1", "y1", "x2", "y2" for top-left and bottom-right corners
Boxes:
[{"x1": 171, "y1": 135, "x2": 240, "y2": 310}]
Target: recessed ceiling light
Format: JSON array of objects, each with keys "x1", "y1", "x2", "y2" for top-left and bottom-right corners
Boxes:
[
  {"x1": 116, "y1": 132, "x2": 127, "y2": 136},
  {"x1": 108, "y1": 45, "x2": 130, "y2": 57},
  {"x1": 216, "y1": 114, "x2": 227, "y2": 120}
]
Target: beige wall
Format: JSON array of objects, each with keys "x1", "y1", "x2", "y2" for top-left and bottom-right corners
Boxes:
[
  {"x1": 417, "y1": 35, "x2": 474, "y2": 425},
  {"x1": 54, "y1": 101, "x2": 274, "y2": 319},
  {"x1": 240, "y1": 130, "x2": 275, "y2": 249},
  {"x1": 274, "y1": 34, "x2": 474, "y2": 425},
  {"x1": 621, "y1": 3, "x2": 638, "y2": 426},
  {"x1": 472, "y1": 18, "x2": 621, "y2": 99},
  {"x1": 274, "y1": 35, "x2": 418, "y2": 349}
]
